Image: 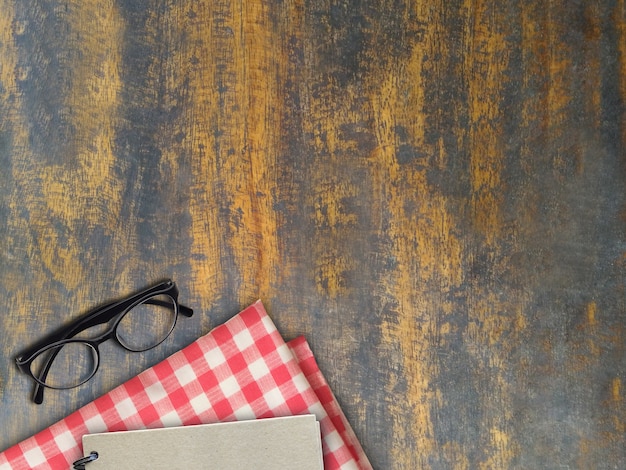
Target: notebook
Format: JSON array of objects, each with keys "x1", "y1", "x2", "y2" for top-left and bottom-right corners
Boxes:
[
  {"x1": 0, "y1": 301, "x2": 372, "y2": 470},
  {"x1": 78, "y1": 415, "x2": 323, "y2": 469}
]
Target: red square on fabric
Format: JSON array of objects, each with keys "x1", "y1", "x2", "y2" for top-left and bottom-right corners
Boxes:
[
  {"x1": 226, "y1": 351, "x2": 248, "y2": 374},
  {"x1": 241, "y1": 380, "x2": 263, "y2": 404},
  {"x1": 135, "y1": 401, "x2": 161, "y2": 427},
  {"x1": 32, "y1": 429, "x2": 55, "y2": 451},
  {"x1": 240, "y1": 306, "x2": 262, "y2": 328},
  {"x1": 197, "y1": 368, "x2": 219, "y2": 391},
  {"x1": 152, "y1": 360, "x2": 176, "y2": 384},
  {"x1": 316, "y1": 384, "x2": 334, "y2": 404},
  {"x1": 285, "y1": 393, "x2": 308, "y2": 414},
  {"x1": 211, "y1": 324, "x2": 234, "y2": 346},
  {"x1": 47, "y1": 453, "x2": 70, "y2": 469},
  {"x1": 182, "y1": 341, "x2": 204, "y2": 364},
  {"x1": 270, "y1": 363, "x2": 292, "y2": 386},
  {"x1": 168, "y1": 387, "x2": 191, "y2": 410},
  {"x1": 254, "y1": 334, "x2": 277, "y2": 356},
  {"x1": 123, "y1": 375, "x2": 147, "y2": 396},
  {"x1": 212, "y1": 397, "x2": 235, "y2": 420}
]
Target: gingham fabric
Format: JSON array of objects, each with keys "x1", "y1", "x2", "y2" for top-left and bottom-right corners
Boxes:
[
  {"x1": 0, "y1": 301, "x2": 372, "y2": 470},
  {"x1": 289, "y1": 337, "x2": 371, "y2": 469}
]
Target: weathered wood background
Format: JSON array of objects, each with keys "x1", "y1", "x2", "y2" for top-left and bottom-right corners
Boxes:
[{"x1": 1, "y1": 0, "x2": 624, "y2": 468}]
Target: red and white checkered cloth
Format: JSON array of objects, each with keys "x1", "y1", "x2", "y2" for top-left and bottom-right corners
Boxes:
[{"x1": 0, "y1": 301, "x2": 372, "y2": 470}]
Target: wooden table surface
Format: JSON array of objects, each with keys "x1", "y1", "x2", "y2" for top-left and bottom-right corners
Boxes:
[{"x1": 1, "y1": 1, "x2": 624, "y2": 468}]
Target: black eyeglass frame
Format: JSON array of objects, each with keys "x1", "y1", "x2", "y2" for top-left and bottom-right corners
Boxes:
[{"x1": 15, "y1": 279, "x2": 193, "y2": 405}]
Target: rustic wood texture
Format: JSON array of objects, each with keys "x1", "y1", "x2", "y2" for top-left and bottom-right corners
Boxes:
[{"x1": 1, "y1": 0, "x2": 624, "y2": 468}]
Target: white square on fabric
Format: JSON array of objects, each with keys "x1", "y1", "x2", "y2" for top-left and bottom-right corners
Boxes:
[
  {"x1": 204, "y1": 346, "x2": 227, "y2": 368},
  {"x1": 277, "y1": 343, "x2": 294, "y2": 363},
  {"x1": 293, "y1": 372, "x2": 311, "y2": 394},
  {"x1": 307, "y1": 402, "x2": 326, "y2": 420},
  {"x1": 218, "y1": 376, "x2": 240, "y2": 398},
  {"x1": 54, "y1": 430, "x2": 77, "y2": 453},
  {"x1": 160, "y1": 410, "x2": 183, "y2": 427},
  {"x1": 84, "y1": 414, "x2": 107, "y2": 434},
  {"x1": 325, "y1": 430, "x2": 343, "y2": 452},
  {"x1": 115, "y1": 397, "x2": 139, "y2": 420},
  {"x1": 338, "y1": 461, "x2": 361, "y2": 470},
  {"x1": 263, "y1": 387, "x2": 285, "y2": 408},
  {"x1": 233, "y1": 329, "x2": 254, "y2": 350},
  {"x1": 145, "y1": 382, "x2": 168, "y2": 403},
  {"x1": 190, "y1": 393, "x2": 212, "y2": 416},
  {"x1": 233, "y1": 403, "x2": 255, "y2": 420},
  {"x1": 248, "y1": 357, "x2": 271, "y2": 381},
  {"x1": 261, "y1": 314, "x2": 276, "y2": 333},
  {"x1": 174, "y1": 364, "x2": 196, "y2": 387},
  {"x1": 23, "y1": 447, "x2": 46, "y2": 468}
]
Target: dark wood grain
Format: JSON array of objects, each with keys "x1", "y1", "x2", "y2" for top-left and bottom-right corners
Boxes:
[{"x1": 1, "y1": 0, "x2": 624, "y2": 468}]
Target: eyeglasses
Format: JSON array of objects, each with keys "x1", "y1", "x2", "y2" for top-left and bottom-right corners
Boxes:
[{"x1": 15, "y1": 280, "x2": 193, "y2": 404}]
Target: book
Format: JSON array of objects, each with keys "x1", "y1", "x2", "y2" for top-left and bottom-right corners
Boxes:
[{"x1": 77, "y1": 415, "x2": 323, "y2": 469}]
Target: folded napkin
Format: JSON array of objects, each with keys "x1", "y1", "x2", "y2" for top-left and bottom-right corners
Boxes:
[{"x1": 0, "y1": 301, "x2": 371, "y2": 470}]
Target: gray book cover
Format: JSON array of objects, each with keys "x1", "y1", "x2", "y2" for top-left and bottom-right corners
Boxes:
[{"x1": 81, "y1": 415, "x2": 323, "y2": 469}]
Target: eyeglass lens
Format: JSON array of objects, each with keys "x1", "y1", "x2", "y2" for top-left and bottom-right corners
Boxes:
[
  {"x1": 116, "y1": 294, "x2": 178, "y2": 351},
  {"x1": 30, "y1": 342, "x2": 98, "y2": 389}
]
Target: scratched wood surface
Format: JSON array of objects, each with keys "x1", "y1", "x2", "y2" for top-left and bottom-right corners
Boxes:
[{"x1": 0, "y1": 0, "x2": 625, "y2": 468}]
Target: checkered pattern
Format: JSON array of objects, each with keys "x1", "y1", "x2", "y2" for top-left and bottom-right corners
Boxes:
[
  {"x1": 0, "y1": 301, "x2": 371, "y2": 470},
  {"x1": 290, "y1": 337, "x2": 373, "y2": 470}
]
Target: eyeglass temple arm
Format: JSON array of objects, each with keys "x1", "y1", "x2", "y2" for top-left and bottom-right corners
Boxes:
[
  {"x1": 31, "y1": 345, "x2": 65, "y2": 404},
  {"x1": 30, "y1": 298, "x2": 192, "y2": 404},
  {"x1": 179, "y1": 304, "x2": 194, "y2": 317},
  {"x1": 143, "y1": 298, "x2": 194, "y2": 317}
]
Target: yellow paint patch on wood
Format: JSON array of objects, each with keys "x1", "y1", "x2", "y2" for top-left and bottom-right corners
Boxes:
[
  {"x1": 64, "y1": 0, "x2": 124, "y2": 184},
  {"x1": 546, "y1": 7, "x2": 573, "y2": 132},
  {"x1": 241, "y1": 0, "x2": 304, "y2": 301},
  {"x1": 226, "y1": 0, "x2": 282, "y2": 301},
  {"x1": 611, "y1": 377, "x2": 622, "y2": 403},
  {"x1": 0, "y1": 0, "x2": 22, "y2": 177},
  {"x1": 0, "y1": 1, "x2": 48, "y2": 293},
  {"x1": 373, "y1": 80, "x2": 435, "y2": 470},
  {"x1": 185, "y1": 1, "x2": 224, "y2": 304},
  {"x1": 479, "y1": 427, "x2": 512, "y2": 470},
  {"x1": 608, "y1": 377, "x2": 625, "y2": 437},
  {"x1": 463, "y1": 0, "x2": 509, "y2": 242},
  {"x1": 460, "y1": 6, "x2": 519, "y2": 464},
  {"x1": 32, "y1": 1, "x2": 125, "y2": 288},
  {"x1": 0, "y1": 0, "x2": 17, "y2": 103},
  {"x1": 582, "y1": 3, "x2": 602, "y2": 129},
  {"x1": 587, "y1": 301, "x2": 597, "y2": 326},
  {"x1": 0, "y1": 0, "x2": 29, "y2": 173},
  {"x1": 369, "y1": 3, "x2": 469, "y2": 460},
  {"x1": 297, "y1": 81, "x2": 370, "y2": 297},
  {"x1": 186, "y1": 1, "x2": 285, "y2": 305},
  {"x1": 617, "y1": 0, "x2": 626, "y2": 144},
  {"x1": 441, "y1": 441, "x2": 470, "y2": 470}
]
